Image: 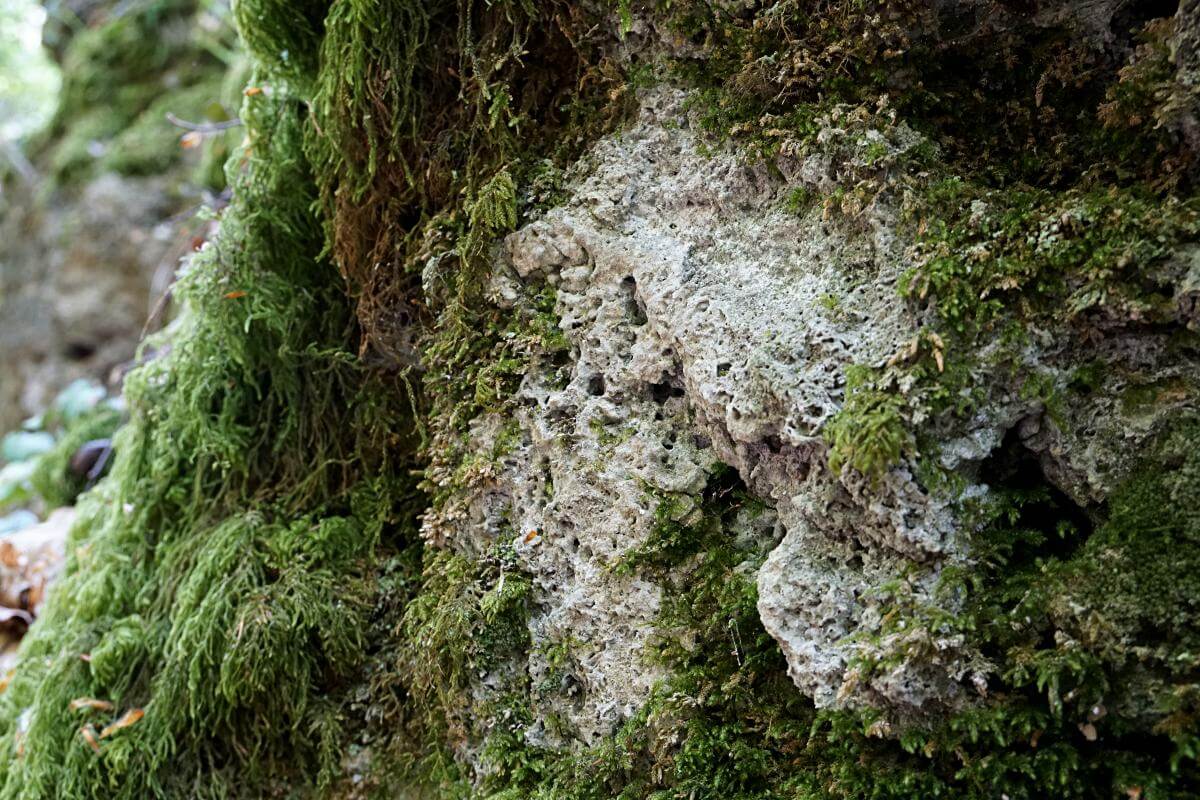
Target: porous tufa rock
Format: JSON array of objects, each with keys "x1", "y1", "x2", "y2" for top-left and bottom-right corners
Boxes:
[{"x1": 469, "y1": 85, "x2": 1200, "y2": 730}]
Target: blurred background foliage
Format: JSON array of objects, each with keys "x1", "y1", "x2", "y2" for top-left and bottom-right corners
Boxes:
[{"x1": 0, "y1": 0, "x2": 59, "y2": 175}]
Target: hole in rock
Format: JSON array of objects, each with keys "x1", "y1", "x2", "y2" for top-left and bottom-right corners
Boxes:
[
  {"x1": 649, "y1": 379, "x2": 686, "y2": 405},
  {"x1": 64, "y1": 341, "x2": 97, "y2": 360},
  {"x1": 702, "y1": 463, "x2": 746, "y2": 507},
  {"x1": 587, "y1": 375, "x2": 606, "y2": 396},
  {"x1": 1113, "y1": 0, "x2": 1179, "y2": 38},
  {"x1": 620, "y1": 275, "x2": 648, "y2": 326},
  {"x1": 976, "y1": 424, "x2": 1095, "y2": 567}
]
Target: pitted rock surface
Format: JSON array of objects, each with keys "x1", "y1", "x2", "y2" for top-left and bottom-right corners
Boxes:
[{"x1": 445, "y1": 86, "x2": 1200, "y2": 740}]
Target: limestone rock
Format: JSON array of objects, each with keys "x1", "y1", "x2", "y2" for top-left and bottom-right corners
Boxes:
[{"x1": 466, "y1": 86, "x2": 1200, "y2": 733}]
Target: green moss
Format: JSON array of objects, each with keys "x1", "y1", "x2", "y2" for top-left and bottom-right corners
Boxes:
[
  {"x1": 842, "y1": 418, "x2": 1200, "y2": 798},
  {"x1": 6, "y1": 2, "x2": 1200, "y2": 798},
  {"x1": 99, "y1": 73, "x2": 241, "y2": 191},
  {"x1": 469, "y1": 464, "x2": 815, "y2": 800},
  {"x1": 824, "y1": 374, "x2": 910, "y2": 482},
  {"x1": 663, "y1": 1, "x2": 1193, "y2": 188},
  {"x1": 0, "y1": 26, "x2": 422, "y2": 791},
  {"x1": 481, "y1": 425, "x2": 1200, "y2": 799},
  {"x1": 301, "y1": 0, "x2": 629, "y2": 361},
  {"x1": 1097, "y1": 17, "x2": 1196, "y2": 189},
  {"x1": 658, "y1": 3, "x2": 1198, "y2": 492},
  {"x1": 1119, "y1": 376, "x2": 1195, "y2": 418},
  {"x1": 903, "y1": 185, "x2": 1200, "y2": 335}
]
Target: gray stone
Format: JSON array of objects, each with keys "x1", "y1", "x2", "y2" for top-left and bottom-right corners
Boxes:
[{"x1": 445, "y1": 84, "x2": 1200, "y2": 739}]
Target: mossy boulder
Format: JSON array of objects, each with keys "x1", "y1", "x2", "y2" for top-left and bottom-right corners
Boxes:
[{"x1": 0, "y1": 1, "x2": 1198, "y2": 799}]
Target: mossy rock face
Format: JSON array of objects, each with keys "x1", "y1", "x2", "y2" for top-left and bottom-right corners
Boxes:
[{"x1": 1, "y1": 1, "x2": 1200, "y2": 799}]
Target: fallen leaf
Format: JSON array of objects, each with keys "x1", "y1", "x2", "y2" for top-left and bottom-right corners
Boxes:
[
  {"x1": 0, "y1": 541, "x2": 18, "y2": 568},
  {"x1": 69, "y1": 698, "x2": 114, "y2": 713},
  {"x1": 0, "y1": 607, "x2": 33, "y2": 632},
  {"x1": 80, "y1": 725, "x2": 101, "y2": 754},
  {"x1": 100, "y1": 708, "x2": 145, "y2": 739}
]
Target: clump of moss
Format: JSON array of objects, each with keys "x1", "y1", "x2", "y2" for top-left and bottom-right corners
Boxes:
[
  {"x1": 302, "y1": 1, "x2": 629, "y2": 362},
  {"x1": 824, "y1": 366, "x2": 911, "y2": 482},
  {"x1": 1098, "y1": 17, "x2": 1198, "y2": 189},
  {"x1": 0, "y1": 32, "x2": 421, "y2": 794},
  {"x1": 664, "y1": 3, "x2": 1200, "y2": 485},
  {"x1": 0, "y1": 1, "x2": 629, "y2": 795},
  {"x1": 903, "y1": 183, "x2": 1200, "y2": 336},
  {"x1": 841, "y1": 418, "x2": 1200, "y2": 798},
  {"x1": 669, "y1": 1, "x2": 1194, "y2": 188},
  {"x1": 328, "y1": 539, "x2": 536, "y2": 798},
  {"x1": 101, "y1": 74, "x2": 240, "y2": 189},
  {"x1": 468, "y1": 464, "x2": 815, "y2": 800},
  {"x1": 473, "y1": 429, "x2": 1200, "y2": 799}
]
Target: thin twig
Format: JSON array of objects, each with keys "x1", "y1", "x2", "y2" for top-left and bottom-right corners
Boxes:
[{"x1": 164, "y1": 113, "x2": 243, "y2": 133}]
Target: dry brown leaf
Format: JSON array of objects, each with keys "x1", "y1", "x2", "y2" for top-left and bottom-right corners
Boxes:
[
  {"x1": 0, "y1": 542, "x2": 19, "y2": 568},
  {"x1": 69, "y1": 698, "x2": 115, "y2": 713},
  {"x1": 100, "y1": 708, "x2": 145, "y2": 739},
  {"x1": 80, "y1": 725, "x2": 101, "y2": 754}
]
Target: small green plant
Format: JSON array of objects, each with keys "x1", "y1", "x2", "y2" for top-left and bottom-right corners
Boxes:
[
  {"x1": 786, "y1": 185, "x2": 814, "y2": 213},
  {"x1": 824, "y1": 372, "x2": 910, "y2": 481}
]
